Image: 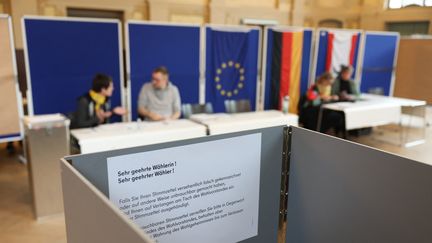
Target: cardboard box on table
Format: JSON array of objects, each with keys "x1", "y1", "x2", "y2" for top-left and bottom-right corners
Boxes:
[{"x1": 61, "y1": 126, "x2": 432, "y2": 243}]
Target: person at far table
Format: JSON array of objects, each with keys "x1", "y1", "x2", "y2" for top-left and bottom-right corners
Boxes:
[
  {"x1": 70, "y1": 74, "x2": 127, "y2": 129},
  {"x1": 331, "y1": 65, "x2": 359, "y2": 101},
  {"x1": 137, "y1": 66, "x2": 181, "y2": 121},
  {"x1": 333, "y1": 65, "x2": 372, "y2": 137},
  {"x1": 299, "y1": 72, "x2": 342, "y2": 134}
]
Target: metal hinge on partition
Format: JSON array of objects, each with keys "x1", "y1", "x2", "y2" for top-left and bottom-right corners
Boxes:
[{"x1": 278, "y1": 126, "x2": 292, "y2": 243}]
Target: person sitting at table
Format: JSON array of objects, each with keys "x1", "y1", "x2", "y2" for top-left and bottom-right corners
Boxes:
[
  {"x1": 137, "y1": 66, "x2": 181, "y2": 121},
  {"x1": 333, "y1": 65, "x2": 373, "y2": 137},
  {"x1": 299, "y1": 72, "x2": 342, "y2": 134},
  {"x1": 331, "y1": 65, "x2": 359, "y2": 101},
  {"x1": 70, "y1": 73, "x2": 127, "y2": 129}
]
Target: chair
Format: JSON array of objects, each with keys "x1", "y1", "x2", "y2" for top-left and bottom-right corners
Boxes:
[
  {"x1": 224, "y1": 99, "x2": 251, "y2": 113},
  {"x1": 181, "y1": 103, "x2": 213, "y2": 118},
  {"x1": 368, "y1": 87, "x2": 384, "y2": 95}
]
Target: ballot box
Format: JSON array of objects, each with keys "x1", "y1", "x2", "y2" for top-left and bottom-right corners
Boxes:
[
  {"x1": 23, "y1": 114, "x2": 70, "y2": 219},
  {"x1": 61, "y1": 126, "x2": 432, "y2": 243}
]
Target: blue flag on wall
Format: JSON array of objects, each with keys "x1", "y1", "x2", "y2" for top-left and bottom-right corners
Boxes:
[{"x1": 205, "y1": 27, "x2": 259, "y2": 112}]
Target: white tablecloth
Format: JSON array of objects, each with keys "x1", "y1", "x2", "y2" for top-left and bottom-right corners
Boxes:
[
  {"x1": 360, "y1": 94, "x2": 426, "y2": 107},
  {"x1": 190, "y1": 110, "x2": 298, "y2": 135},
  {"x1": 322, "y1": 94, "x2": 426, "y2": 130},
  {"x1": 71, "y1": 119, "x2": 207, "y2": 154}
]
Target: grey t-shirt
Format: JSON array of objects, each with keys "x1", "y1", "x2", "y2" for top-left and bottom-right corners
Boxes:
[{"x1": 137, "y1": 82, "x2": 181, "y2": 118}]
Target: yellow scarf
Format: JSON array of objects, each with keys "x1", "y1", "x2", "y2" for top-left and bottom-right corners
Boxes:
[{"x1": 89, "y1": 90, "x2": 106, "y2": 111}]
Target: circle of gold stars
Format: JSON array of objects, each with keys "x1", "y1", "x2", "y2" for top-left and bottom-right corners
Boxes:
[{"x1": 214, "y1": 60, "x2": 245, "y2": 97}]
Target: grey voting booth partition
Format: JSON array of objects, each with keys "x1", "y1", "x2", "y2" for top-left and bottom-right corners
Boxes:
[
  {"x1": 61, "y1": 126, "x2": 432, "y2": 243},
  {"x1": 61, "y1": 126, "x2": 287, "y2": 243},
  {"x1": 286, "y1": 127, "x2": 432, "y2": 243}
]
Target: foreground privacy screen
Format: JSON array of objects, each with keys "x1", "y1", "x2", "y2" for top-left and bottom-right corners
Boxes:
[{"x1": 66, "y1": 126, "x2": 286, "y2": 243}]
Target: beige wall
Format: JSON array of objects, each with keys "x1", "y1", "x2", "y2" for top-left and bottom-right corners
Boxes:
[
  {"x1": 38, "y1": 0, "x2": 149, "y2": 20},
  {"x1": 8, "y1": 0, "x2": 291, "y2": 48},
  {"x1": 210, "y1": 1, "x2": 289, "y2": 25},
  {"x1": 300, "y1": 0, "x2": 432, "y2": 32},
  {"x1": 11, "y1": 0, "x2": 38, "y2": 49},
  {"x1": 0, "y1": 0, "x2": 12, "y2": 14},
  {"x1": 362, "y1": 7, "x2": 432, "y2": 33},
  {"x1": 148, "y1": 0, "x2": 208, "y2": 23},
  {"x1": 10, "y1": 0, "x2": 150, "y2": 48},
  {"x1": 301, "y1": 0, "x2": 362, "y2": 28},
  {"x1": 6, "y1": 0, "x2": 432, "y2": 49}
]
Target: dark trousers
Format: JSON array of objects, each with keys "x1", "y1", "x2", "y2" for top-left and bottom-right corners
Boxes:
[
  {"x1": 321, "y1": 110, "x2": 344, "y2": 134},
  {"x1": 300, "y1": 106, "x2": 344, "y2": 135}
]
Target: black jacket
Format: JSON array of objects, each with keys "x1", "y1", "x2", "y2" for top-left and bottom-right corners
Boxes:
[{"x1": 70, "y1": 93, "x2": 111, "y2": 129}]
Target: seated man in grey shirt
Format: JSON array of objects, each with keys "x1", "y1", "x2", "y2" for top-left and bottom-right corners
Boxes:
[{"x1": 137, "y1": 66, "x2": 181, "y2": 121}]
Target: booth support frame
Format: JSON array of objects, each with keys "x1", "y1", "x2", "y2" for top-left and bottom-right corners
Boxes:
[{"x1": 0, "y1": 14, "x2": 24, "y2": 143}]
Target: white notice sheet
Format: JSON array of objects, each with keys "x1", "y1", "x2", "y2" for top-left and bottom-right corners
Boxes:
[{"x1": 107, "y1": 133, "x2": 262, "y2": 243}]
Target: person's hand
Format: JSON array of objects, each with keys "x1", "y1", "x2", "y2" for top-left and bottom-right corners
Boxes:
[
  {"x1": 341, "y1": 91, "x2": 355, "y2": 101},
  {"x1": 151, "y1": 113, "x2": 165, "y2": 121},
  {"x1": 322, "y1": 96, "x2": 332, "y2": 102},
  {"x1": 96, "y1": 109, "x2": 105, "y2": 123},
  {"x1": 96, "y1": 109, "x2": 112, "y2": 123},
  {"x1": 331, "y1": 95, "x2": 339, "y2": 101},
  {"x1": 342, "y1": 93, "x2": 354, "y2": 101},
  {"x1": 340, "y1": 91, "x2": 351, "y2": 101},
  {"x1": 103, "y1": 111, "x2": 112, "y2": 118},
  {"x1": 170, "y1": 111, "x2": 181, "y2": 120},
  {"x1": 112, "y1": 106, "x2": 127, "y2": 116}
]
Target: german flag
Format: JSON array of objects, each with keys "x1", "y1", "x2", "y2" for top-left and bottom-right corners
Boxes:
[{"x1": 270, "y1": 30, "x2": 303, "y2": 114}]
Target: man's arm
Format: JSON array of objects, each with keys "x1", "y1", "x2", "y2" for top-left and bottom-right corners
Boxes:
[
  {"x1": 350, "y1": 80, "x2": 360, "y2": 96},
  {"x1": 138, "y1": 106, "x2": 164, "y2": 121},
  {"x1": 331, "y1": 78, "x2": 339, "y2": 96},
  {"x1": 170, "y1": 87, "x2": 181, "y2": 120},
  {"x1": 170, "y1": 111, "x2": 180, "y2": 120}
]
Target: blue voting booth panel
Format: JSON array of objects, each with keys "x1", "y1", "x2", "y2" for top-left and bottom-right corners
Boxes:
[
  {"x1": 315, "y1": 30, "x2": 328, "y2": 79},
  {"x1": 205, "y1": 27, "x2": 260, "y2": 112},
  {"x1": 263, "y1": 28, "x2": 313, "y2": 110},
  {"x1": 360, "y1": 33, "x2": 399, "y2": 96},
  {"x1": 127, "y1": 23, "x2": 200, "y2": 120},
  {"x1": 314, "y1": 29, "x2": 361, "y2": 80},
  {"x1": 23, "y1": 18, "x2": 123, "y2": 116}
]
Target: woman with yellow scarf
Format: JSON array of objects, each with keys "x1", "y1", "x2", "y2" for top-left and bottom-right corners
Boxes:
[{"x1": 70, "y1": 74, "x2": 126, "y2": 128}]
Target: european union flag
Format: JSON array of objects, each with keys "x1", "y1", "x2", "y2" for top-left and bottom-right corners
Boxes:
[{"x1": 205, "y1": 27, "x2": 260, "y2": 112}]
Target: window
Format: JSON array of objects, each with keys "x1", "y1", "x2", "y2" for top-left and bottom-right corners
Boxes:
[
  {"x1": 386, "y1": 21, "x2": 430, "y2": 35},
  {"x1": 318, "y1": 19, "x2": 343, "y2": 28},
  {"x1": 388, "y1": 0, "x2": 432, "y2": 8},
  {"x1": 67, "y1": 8, "x2": 124, "y2": 21}
]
